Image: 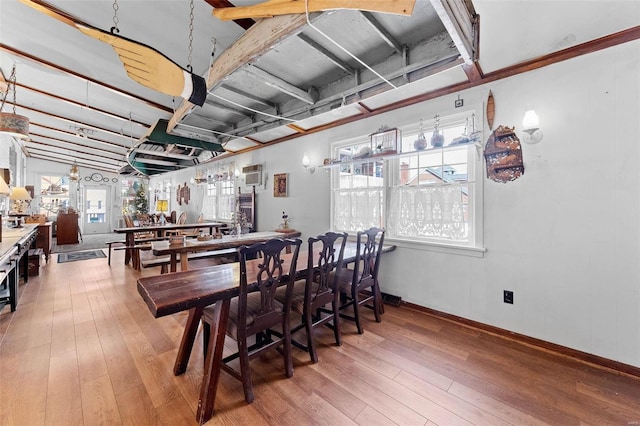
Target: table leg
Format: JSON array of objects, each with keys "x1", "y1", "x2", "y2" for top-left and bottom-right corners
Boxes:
[
  {"x1": 180, "y1": 254, "x2": 189, "y2": 272},
  {"x1": 174, "y1": 305, "x2": 204, "y2": 375},
  {"x1": 197, "y1": 299, "x2": 230, "y2": 424},
  {"x1": 170, "y1": 254, "x2": 177, "y2": 273},
  {"x1": 124, "y1": 233, "x2": 134, "y2": 265}
]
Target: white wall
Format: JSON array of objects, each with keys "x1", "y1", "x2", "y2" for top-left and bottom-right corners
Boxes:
[{"x1": 151, "y1": 39, "x2": 640, "y2": 368}]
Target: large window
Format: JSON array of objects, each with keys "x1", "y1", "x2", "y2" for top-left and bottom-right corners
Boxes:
[
  {"x1": 330, "y1": 109, "x2": 483, "y2": 249},
  {"x1": 201, "y1": 163, "x2": 237, "y2": 222}
]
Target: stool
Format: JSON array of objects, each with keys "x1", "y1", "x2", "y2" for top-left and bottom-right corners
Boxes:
[
  {"x1": 105, "y1": 241, "x2": 126, "y2": 266},
  {"x1": 28, "y1": 248, "x2": 43, "y2": 277}
]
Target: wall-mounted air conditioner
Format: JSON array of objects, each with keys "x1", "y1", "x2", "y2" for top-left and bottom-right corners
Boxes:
[{"x1": 242, "y1": 164, "x2": 262, "y2": 186}]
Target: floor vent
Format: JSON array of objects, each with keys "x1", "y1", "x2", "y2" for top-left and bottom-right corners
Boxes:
[{"x1": 381, "y1": 292, "x2": 402, "y2": 307}]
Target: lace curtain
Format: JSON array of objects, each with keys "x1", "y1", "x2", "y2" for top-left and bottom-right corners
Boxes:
[
  {"x1": 387, "y1": 185, "x2": 467, "y2": 241},
  {"x1": 333, "y1": 189, "x2": 384, "y2": 232}
]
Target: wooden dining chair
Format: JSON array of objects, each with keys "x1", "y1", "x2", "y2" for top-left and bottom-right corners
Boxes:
[
  {"x1": 335, "y1": 227, "x2": 385, "y2": 334},
  {"x1": 166, "y1": 212, "x2": 187, "y2": 236},
  {"x1": 276, "y1": 231, "x2": 347, "y2": 363},
  {"x1": 201, "y1": 237, "x2": 302, "y2": 404}
]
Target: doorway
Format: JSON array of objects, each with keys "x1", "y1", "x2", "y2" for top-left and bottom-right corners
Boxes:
[{"x1": 83, "y1": 185, "x2": 111, "y2": 234}]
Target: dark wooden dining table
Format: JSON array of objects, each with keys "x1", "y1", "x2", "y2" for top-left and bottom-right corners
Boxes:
[
  {"x1": 151, "y1": 230, "x2": 301, "y2": 272},
  {"x1": 113, "y1": 221, "x2": 225, "y2": 266},
  {"x1": 137, "y1": 241, "x2": 395, "y2": 424}
]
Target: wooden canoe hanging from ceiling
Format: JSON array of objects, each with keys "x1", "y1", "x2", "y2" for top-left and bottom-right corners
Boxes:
[
  {"x1": 483, "y1": 125, "x2": 524, "y2": 183},
  {"x1": 212, "y1": 0, "x2": 417, "y2": 20}
]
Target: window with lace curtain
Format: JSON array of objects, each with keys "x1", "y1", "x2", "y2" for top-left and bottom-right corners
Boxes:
[
  {"x1": 330, "y1": 109, "x2": 483, "y2": 249},
  {"x1": 201, "y1": 165, "x2": 237, "y2": 222}
]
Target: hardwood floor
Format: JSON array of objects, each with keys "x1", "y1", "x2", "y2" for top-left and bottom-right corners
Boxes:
[{"x1": 1, "y1": 251, "x2": 639, "y2": 425}]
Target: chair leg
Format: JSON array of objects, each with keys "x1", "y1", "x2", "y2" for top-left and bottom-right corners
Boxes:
[
  {"x1": 351, "y1": 288, "x2": 364, "y2": 334},
  {"x1": 107, "y1": 243, "x2": 112, "y2": 266},
  {"x1": 237, "y1": 339, "x2": 254, "y2": 403},
  {"x1": 282, "y1": 314, "x2": 294, "y2": 377},
  {"x1": 373, "y1": 282, "x2": 382, "y2": 323},
  {"x1": 332, "y1": 299, "x2": 342, "y2": 346},
  {"x1": 303, "y1": 309, "x2": 318, "y2": 363}
]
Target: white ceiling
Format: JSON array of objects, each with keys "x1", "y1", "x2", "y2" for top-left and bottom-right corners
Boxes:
[{"x1": 0, "y1": 0, "x2": 638, "y2": 175}]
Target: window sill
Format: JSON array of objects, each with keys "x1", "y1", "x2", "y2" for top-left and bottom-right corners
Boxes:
[{"x1": 385, "y1": 237, "x2": 486, "y2": 258}]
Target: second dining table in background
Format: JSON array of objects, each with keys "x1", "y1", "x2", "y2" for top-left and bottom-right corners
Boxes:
[
  {"x1": 113, "y1": 221, "x2": 225, "y2": 266},
  {"x1": 151, "y1": 230, "x2": 302, "y2": 272}
]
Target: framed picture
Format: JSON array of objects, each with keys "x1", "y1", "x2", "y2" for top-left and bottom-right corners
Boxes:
[{"x1": 274, "y1": 173, "x2": 288, "y2": 197}]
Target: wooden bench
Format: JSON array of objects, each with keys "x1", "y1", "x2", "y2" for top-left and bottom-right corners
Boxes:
[
  {"x1": 105, "y1": 240, "x2": 126, "y2": 265},
  {"x1": 141, "y1": 248, "x2": 238, "y2": 274},
  {"x1": 114, "y1": 244, "x2": 152, "y2": 270}
]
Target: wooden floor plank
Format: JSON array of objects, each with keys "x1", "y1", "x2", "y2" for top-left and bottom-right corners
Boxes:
[{"x1": 1, "y1": 248, "x2": 639, "y2": 426}]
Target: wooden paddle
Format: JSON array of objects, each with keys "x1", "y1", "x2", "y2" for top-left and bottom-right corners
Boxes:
[
  {"x1": 19, "y1": 0, "x2": 207, "y2": 106},
  {"x1": 212, "y1": 0, "x2": 416, "y2": 20}
]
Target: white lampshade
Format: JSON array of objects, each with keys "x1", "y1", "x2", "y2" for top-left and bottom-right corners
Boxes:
[
  {"x1": 522, "y1": 108, "x2": 539, "y2": 130},
  {"x1": 302, "y1": 154, "x2": 310, "y2": 167},
  {"x1": 10, "y1": 187, "x2": 32, "y2": 201},
  {"x1": 0, "y1": 176, "x2": 9, "y2": 196}
]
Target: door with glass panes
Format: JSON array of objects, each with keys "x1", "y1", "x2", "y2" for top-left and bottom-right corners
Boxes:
[{"x1": 83, "y1": 185, "x2": 111, "y2": 234}]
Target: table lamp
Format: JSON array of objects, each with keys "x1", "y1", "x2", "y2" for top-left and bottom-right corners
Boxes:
[
  {"x1": 10, "y1": 186, "x2": 32, "y2": 228},
  {"x1": 156, "y1": 199, "x2": 168, "y2": 225},
  {"x1": 0, "y1": 176, "x2": 9, "y2": 241}
]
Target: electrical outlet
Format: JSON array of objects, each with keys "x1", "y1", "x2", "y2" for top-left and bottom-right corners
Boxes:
[{"x1": 503, "y1": 290, "x2": 514, "y2": 304}]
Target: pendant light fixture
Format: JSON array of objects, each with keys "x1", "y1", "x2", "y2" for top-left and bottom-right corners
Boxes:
[
  {"x1": 0, "y1": 65, "x2": 29, "y2": 140},
  {"x1": 69, "y1": 161, "x2": 80, "y2": 181}
]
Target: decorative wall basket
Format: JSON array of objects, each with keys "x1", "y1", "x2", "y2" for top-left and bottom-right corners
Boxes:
[{"x1": 483, "y1": 125, "x2": 524, "y2": 183}]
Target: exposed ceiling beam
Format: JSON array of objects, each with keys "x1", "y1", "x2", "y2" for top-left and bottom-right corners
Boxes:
[
  {"x1": 26, "y1": 137, "x2": 124, "y2": 161},
  {"x1": 29, "y1": 123, "x2": 130, "y2": 152},
  {"x1": 220, "y1": 84, "x2": 275, "y2": 108},
  {"x1": 190, "y1": 112, "x2": 235, "y2": 128},
  {"x1": 429, "y1": 0, "x2": 478, "y2": 64},
  {"x1": 0, "y1": 44, "x2": 172, "y2": 113},
  {"x1": 204, "y1": 0, "x2": 255, "y2": 30},
  {"x1": 12, "y1": 103, "x2": 139, "y2": 141},
  {"x1": 27, "y1": 148, "x2": 121, "y2": 169},
  {"x1": 14, "y1": 82, "x2": 150, "y2": 128},
  {"x1": 203, "y1": 99, "x2": 253, "y2": 118},
  {"x1": 168, "y1": 12, "x2": 312, "y2": 132},
  {"x1": 360, "y1": 12, "x2": 403, "y2": 54},
  {"x1": 245, "y1": 65, "x2": 317, "y2": 105},
  {"x1": 29, "y1": 154, "x2": 118, "y2": 174},
  {"x1": 297, "y1": 33, "x2": 355, "y2": 75}
]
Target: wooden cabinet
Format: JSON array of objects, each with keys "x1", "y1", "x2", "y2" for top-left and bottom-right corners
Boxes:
[
  {"x1": 36, "y1": 222, "x2": 52, "y2": 262},
  {"x1": 56, "y1": 213, "x2": 79, "y2": 245}
]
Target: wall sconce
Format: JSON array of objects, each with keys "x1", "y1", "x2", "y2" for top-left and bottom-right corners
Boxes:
[
  {"x1": 302, "y1": 154, "x2": 315, "y2": 173},
  {"x1": 522, "y1": 106, "x2": 543, "y2": 144}
]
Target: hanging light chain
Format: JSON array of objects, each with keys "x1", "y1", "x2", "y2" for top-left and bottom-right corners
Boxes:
[
  {"x1": 111, "y1": 0, "x2": 120, "y2": 34},
  {"x1": 0, "y1": 65, "x2": 17, "y2": 114},
  {"x1": 187, "y1": 0, "x2": 194, "y2": 72}
]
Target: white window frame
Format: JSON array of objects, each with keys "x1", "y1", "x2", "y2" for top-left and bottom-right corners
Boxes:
[
  {"x1": 329, "y1": 107, "x2": 485, "y2": 256},
  {"x1": 201, "y1": 163, "x2": 237, "y2": 222}
]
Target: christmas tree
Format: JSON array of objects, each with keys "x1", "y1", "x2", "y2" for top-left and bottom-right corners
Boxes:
[{"x1": 133, "y1": 183, "x2": 148, "y2": 215}]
